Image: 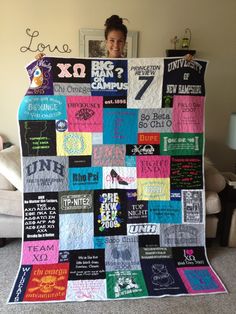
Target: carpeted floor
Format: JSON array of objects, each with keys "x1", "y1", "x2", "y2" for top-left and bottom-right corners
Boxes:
[{"x1": 0, "y1": 239, "x2": 235, "y2": 314}]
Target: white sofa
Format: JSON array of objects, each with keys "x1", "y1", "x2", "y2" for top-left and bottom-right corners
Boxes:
[
  {"x1": 204, "y1": 159, "x2": 226, "y2": 241},
  {"x1": 0, "y1": 145, "x2": 22, "y2": 246},
  {"x1": 0, "y1": 146, "x2": 228, "y2": 246},
  {"x1": 0, "y1": 176, "x2": 22, "y2": 241}
]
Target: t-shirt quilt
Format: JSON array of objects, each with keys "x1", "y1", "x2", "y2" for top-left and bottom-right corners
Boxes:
[{"x1": 9, "y1": 56, "x2": 227, "y2": 303}]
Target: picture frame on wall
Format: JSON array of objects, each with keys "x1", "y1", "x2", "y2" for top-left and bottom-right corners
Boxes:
[{"x1": 79, "y1": 28, "x2": 138, "y2": 58}]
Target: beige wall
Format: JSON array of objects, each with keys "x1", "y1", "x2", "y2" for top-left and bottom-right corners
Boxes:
[{"x1": 1, "y1": 0, "x2": 236, "y2": 171}]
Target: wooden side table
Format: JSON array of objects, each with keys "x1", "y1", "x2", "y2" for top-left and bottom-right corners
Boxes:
[{"x1": 218, "y1": 172, "x2": 236, "y2": 246}]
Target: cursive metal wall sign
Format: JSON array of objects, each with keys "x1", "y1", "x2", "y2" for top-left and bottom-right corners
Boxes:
[{"x1": 20, "y1": 28, "x2": 72, "y2": 54}]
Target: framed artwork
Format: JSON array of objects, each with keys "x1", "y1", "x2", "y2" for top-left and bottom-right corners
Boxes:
[{"x1": 79, "y1": 28, "x2": 138, "y2": 58}]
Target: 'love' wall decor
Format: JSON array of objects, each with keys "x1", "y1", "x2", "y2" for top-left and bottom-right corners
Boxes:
[{"x1": 9, "y1": 56, "x2": 226, "y2": 303}]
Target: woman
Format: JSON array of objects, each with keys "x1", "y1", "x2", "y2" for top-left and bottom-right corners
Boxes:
[
  {"x1": 104, "y1": 15, "x2": 128, "y2": 58},
  {"x1": 104, "y1": 15, "x2": 193, "y2": 61},
  {"x1": 36, "y1": 15, "x2": 192, "y2": 61},
  {"x1": 35, "y1": 15, "x2": 128, "y2": 60}
]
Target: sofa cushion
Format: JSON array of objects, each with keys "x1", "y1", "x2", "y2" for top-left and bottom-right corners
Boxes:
[
  {"x1": 206, "y1": 215, "x2": 219, "y2": 238},
  {"x1": 0, "y1": 214, "x2": 22, "y2": 238},
  {"x1": 0, "y1": 173, "x2": 15, "y2": 190},
  {"x1": 205, "y1": 167, "x2": 226, "y2": 193},
  {"x1": 0, "y1": 190, "x2": 22, "y2": 217},
  {"x1": 204, "y1": 157, "x2": 226, "y2": 193},
  {"x1": 205, "y1": 191, "x2": 221, "y2": 215},
  {"x1": 0, "y1": 145, "x2": 22, "y2": 191}
]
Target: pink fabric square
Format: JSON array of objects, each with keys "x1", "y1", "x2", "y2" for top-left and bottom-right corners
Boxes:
[
  {"x1": 172, "y1": 96, "x2": 204, "y2": 133},
  {"x1": 22, "y1": 240, "x2": 59, "y2": 265},
  {"x1": 67, "y1": 96, "x2": 103, "y2": 132},
  {"x1": 177, "y1": 266, "x2": 226, "y2": 293},
  {"x1": 137, "y1": 156, "x2": 170, "y2": 178}
]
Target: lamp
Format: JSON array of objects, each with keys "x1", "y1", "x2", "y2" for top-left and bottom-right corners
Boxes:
[
  {"x1": 228, "y1": 113, "x2": 236, "y2": 150},
  {"x1": 182, "y1": 28, "x2": 192, "y2": 49}
]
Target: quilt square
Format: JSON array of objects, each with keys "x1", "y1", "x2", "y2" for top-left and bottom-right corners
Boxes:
[
  {"x1": 160, "y1": 224, "x2": 205, "y2": 247},
  {"x1": 103, "y1": 108, "x2": 138, "y2": 144},
  {"x1": 67, "y1": 96, "x2": 103, "y2": 132},
  {"x1": 105, "y1": 235, "x2": 141, "y2": 271},
  {"x1": 148, "y1": 201, "x2": 182, "y2": 224},
  {"x1": 126, "y1": 144, "x2": 160, "y2": 156},
  {"x1": 127, "y1": 58, "x2": 164, "y2": 108},
  {"x1": 24, "y1": 192, "x2": 59, "y2": 241},
  {"x1": 103, "y1": 166, "x2": 137, "y2": 189},
  {"x1": 68, "y1": 167, "x2": 102, "y2": 190},
  {"x1": 68, "y1": 155, "x2": 92, "y2": 168},
  {"x1": 56, "y1": 132, "x2": 92, "y2": 156},
  {"x1": 51, "y1": 58, "x2": 91, "y2": 83},
  {"x1": 172, "y1": 247, "x2": 208, "y2": 268},
  {"x1": 177, "y1": 266, "x2": 226, "y2": 293},
  {"x1": 182, "y1": 190, "x2": 204, "y2": 223},
  {"x1": 162, "y1": 58, "x2": 207, "y2": 100},
  {"x1": 139, "y1": 245, "x2": 171, "y2": 260},
  {"x1": 140, "y1": 259, "x2": 187, "y2": 296},
  {"x1": 9, "y1": 266, "x2": 32, "y2": 303},
  {"x1": 26, "y1": 58, "x2": 54, "y2": 95},
  {"x1": 138, "y1": 108, "x2": 172, "y2": 133},
  {"x1": 91, "y1": 59, "x2": 128, "y2": 96},
  {"x1": 22, "y1": 240, "x2": 59, "y2": 265},
  {"x1": 106, "y1": 270, "x2": 148, "y2": 299},
  {"x1": 138, "y1": 133, "x2": 160, "y2": 144},
  {"x1": 137, "y1": 156, "x2": 170, "y2": 178},
  {"x1": 23, "y1": 156, "x2": 68, "y2": 192},
  {"x1": 127, "y1": 223, "x2": 159, "y2": 236},
  {"x1": 23, "y1": 263, "x2": 69, "y2": 302},
  {"x1": 20, "y1": 120, "x2": 56, "y2": 156},
  {"x1": 65, "y1": 249, "x2": 106, "y2": 280},
  {"x1": 103, "y1": 95, "x2": 127, "y2": 108},
  {"x1": 137, "y1": 178, "x2": 170, "y2": 201},
  {"x1": 66, "y1": 279, "x2": 107, "y2": 301},
  {"x1": 160, "y1": 133, "x2": 203, "y2": 156},
  {"x1": 93, "y1": 189, "x2": 127, "y2": 236},
  {"x1": 59, "y1": 213, "x2": 94, "y2": 250},
  {"x1": 126, "y1": 190, "x2": 148, "y2": 224},
  {"x1": 92, "y1": 144, "x2": 126, "y2": 166},
  {"x1": 170, "y1": 156, "x2": 203, "y2": 189},
  {"x1": 58, "y1": 190, "x2": 93, "y2": 214},
  {"x1": 19, "y1": 95, "x2": 67, "y2": 121},
  {"x1": 172, "y1": 95, "x2": 204, "y2": 133}
]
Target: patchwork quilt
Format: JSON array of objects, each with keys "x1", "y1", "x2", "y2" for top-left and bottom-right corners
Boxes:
[{"x1": 9, "y1": 56, "x2": 226, "y2": 303}]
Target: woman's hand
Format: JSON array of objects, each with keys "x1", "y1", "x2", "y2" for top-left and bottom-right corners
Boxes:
[
  {"x1": 184, "y1": 53, "x2": 193, "y2": 62},
  {"x1": 35, "y1": 53, "x2": 46, "y2": 60}
]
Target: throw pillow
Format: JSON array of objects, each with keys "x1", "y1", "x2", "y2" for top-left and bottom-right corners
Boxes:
[{"x1": 0, "y1": 145, "x2": 22, "y2": 191}]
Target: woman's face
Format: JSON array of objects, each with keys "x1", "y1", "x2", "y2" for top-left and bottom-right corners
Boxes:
[{"x1": 106, "y1": 30, "x2": 126, "y2": 58}]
